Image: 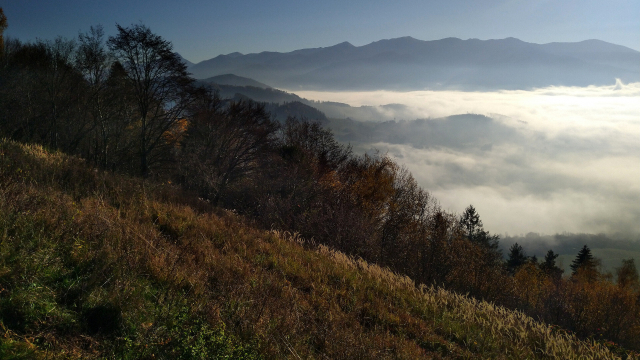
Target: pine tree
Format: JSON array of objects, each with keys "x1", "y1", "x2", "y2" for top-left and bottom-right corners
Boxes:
[
  {"x1": 616, "y1": 258, "x2": 639, "y2": 290},
  {"x1": 570, "y1": 245, "x2": 596, "y2": 276},
  {"x1": 506, "y1": 243, "x2": 527, "y2": 274},
  {"x1": 459, "y1": 205, "x2": 500, "y2": 251},
  {"x1": 540, "y1": 249, "x2": 563, "y2": 279}
]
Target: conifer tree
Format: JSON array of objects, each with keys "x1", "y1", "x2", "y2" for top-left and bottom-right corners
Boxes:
[
  {"x1": 459, "y1": 205, "x2": 500, "y2": 251},
  {"x1": 540, "y1": 249, "x2": 563, "y2": 279},
  {"x1": 616, "y1": 258, "x2": 639, "y2": 290},
  {"x1": 570, "y1": 245, "x2": 596, "y2": 275},
  {"x1": 506, "y1": 242, "x2": 527, "y2": 274}
]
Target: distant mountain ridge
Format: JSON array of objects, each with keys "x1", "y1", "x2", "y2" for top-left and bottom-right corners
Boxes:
[
  {"x1": 194, "y1": 78, "x2": 329, "y2": 122},
  {"x1": 194, "y1": 76, "x2": 412, "y2": 122},
  {"x1": 174, "y1": 52, "x2": 194, "y2": 67},
  {"x1": 188, "y1": 37, "x2": 640, "y2": 91},
  {"x1": 200, "y1": 74, "x2": 271, "y2": 88}
]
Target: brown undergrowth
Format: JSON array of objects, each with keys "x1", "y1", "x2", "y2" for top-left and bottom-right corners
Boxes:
[{"x1": 0, "y1": 139, "x2": 631, "y2": 359}]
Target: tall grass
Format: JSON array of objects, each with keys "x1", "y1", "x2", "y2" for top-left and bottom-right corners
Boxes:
[{"x1": 0, "y1": 139, "x2": 634, "y2": 359}]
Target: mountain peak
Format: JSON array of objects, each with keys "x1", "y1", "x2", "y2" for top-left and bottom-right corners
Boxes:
[
  {"x1": 371, "y1": 36, "x2": 422, "y2": 44},
  {"x1": 501, "y1": 37, "x2": 527, "y2": 43},
  {"x1": 396, "y1": 36, "x2": 419, "y2": 41},
  {"x1": 332, "y1": 41, "x2": 355, "y2": 48},
  {"x1": 173, "y1": 52, "x2": 194, "y2": 67}
]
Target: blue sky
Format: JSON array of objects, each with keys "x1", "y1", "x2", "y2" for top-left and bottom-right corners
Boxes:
[{"x1": 2, "y1": 0, "x2": 639, "y2": 63}]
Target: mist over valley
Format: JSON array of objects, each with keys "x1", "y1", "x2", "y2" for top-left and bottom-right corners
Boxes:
[
  {"x1": 298, "y1": 84, "x2": 640, "y2": 268},
  {"x1": 195, "y1": 61, "x2": 640, "y2": 271}
]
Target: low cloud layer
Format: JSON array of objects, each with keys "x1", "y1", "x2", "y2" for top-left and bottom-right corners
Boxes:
[{"x1": 293, "y1": 81, "x2": 640, "y2": 239}]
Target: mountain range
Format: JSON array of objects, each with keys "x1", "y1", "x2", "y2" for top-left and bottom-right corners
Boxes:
[
  {"x1": 199, "y1": 74, "x2": 271, "y2": 89},
  {"x1": 195, "y1": 75, "x2": 406, "y2": 122},
  {"x1": 185, "y1": 37, "x2": 640, "y2": 91}
]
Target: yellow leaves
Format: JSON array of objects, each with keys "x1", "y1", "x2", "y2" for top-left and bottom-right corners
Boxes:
[
  {"x1": 162, "y1": 118, "x2": 190, "y2": 145},
  {"x1": 318, "y1": 170, "x2": 342, "y2": 190},
  {"x1": 513, "y1": 263, "x2": 548, "y2": 308},
  {"x1": 341, "y1": 155, "x2": 398, "y2": 220}
]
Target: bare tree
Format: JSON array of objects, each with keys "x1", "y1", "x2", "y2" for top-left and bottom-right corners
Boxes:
[
  {"x1": 179, "y1": 92, "x2": 278, "y2": 202},
  {"x1": 0, "y1": 7, "x2": 7, "y2": 56},
  {"x1": 76, "y1": 25, "x2": 131, "y2": 169},
  {"x1": 0, "y1": 37, "x2": 88, "y2": 150},
  {"x1": 108, "y1": 24, "x2": 193, "y2": 177}
]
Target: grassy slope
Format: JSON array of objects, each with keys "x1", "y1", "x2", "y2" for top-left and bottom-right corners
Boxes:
[{"x1": 0, "y1": 139, "x2": 628, "y2": 359}]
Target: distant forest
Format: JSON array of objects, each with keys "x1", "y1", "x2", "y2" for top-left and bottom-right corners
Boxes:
[{"x1": 1, "y1": 19, "x2": 639, "y2": 351}]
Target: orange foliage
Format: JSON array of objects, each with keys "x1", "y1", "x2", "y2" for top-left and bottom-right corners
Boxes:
[
  {"x1": 514, "y1": 263, "x2": 550, "y2": 310},
  {"x1": 162, "y1": 118, "x2": 189, "y2": 145},
  {"x1": 510, "y1": 261, "x2": 640, "y2": 350}
]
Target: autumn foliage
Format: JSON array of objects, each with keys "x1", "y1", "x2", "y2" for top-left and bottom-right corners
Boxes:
[
  {"x1": 1, "y1": 20, "x2": 639, "y2": 355},
  {"x1": 1, "y1": 139, "x2": 634, "y2": 359}
]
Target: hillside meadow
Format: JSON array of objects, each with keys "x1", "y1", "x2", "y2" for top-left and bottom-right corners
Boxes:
[{"x1": 0, "y1": 139, "x2": 631, "y2": 359}]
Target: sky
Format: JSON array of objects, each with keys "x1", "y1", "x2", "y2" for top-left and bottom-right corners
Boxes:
[{"x1": 2, "y1": 0, "x2": 639, "y2": 63}]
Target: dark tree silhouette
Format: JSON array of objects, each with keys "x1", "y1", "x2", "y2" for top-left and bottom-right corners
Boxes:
[
  {"x1": 570, "y1": 245, "x2": 596, "y2": 276},
  {"x1": 76, "y1": 25, "x2": 124, "y2": 168},
  {"x1": 108, "y1": 24, "x2": 194, "y2": 177},
  {"x1": 616, "y1": 258, "x2": 639, "y2": 290},
  {"x1": 0, "y1": 37, "x2": 88, "y2": 150},
  {"x1": 179, "y1": 92, "x2": 279, "y2": 202},
  {"x1": 539, "y1": 249, "x2": 563, "y2": 279},
  {"x1": 0, "y1": 7, "x2": 7, "y2": 56},
  {"x1": 459, "y1": 205, "x2": 500, "y2": 251},
  {"x1": 506, "y1": 243, "x2": 527, "y2": 274}
]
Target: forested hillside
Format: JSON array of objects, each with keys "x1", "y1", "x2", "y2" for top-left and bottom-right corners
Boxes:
[
  {"x1": 0, "y1": 138, "x2": 627, "y2": 359},
  {"x1": 1, "y1": 18, "x2": 639, "y2": 357}
]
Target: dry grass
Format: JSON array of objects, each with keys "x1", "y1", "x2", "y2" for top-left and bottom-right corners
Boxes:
[
  {"x1": 0, "y1": 139, "x2": 634, "y2": 359},
  {"x1": 315, "y1": 243, "x2": 634, "y2": 359}
]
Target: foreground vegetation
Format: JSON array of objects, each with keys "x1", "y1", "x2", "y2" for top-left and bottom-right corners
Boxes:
[
  {"x1": 0, "y1": 139, "x2": 632, "y2": 359},
  {"x1": 1, "y1": 15, "x2": 639, "y2": 355}
]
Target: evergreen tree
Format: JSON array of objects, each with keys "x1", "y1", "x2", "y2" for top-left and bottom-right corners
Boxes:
[
  {"x1": 506, "y1": 243, "x2": 527, "y2": 274},
  {"x1": 539, "y1": 249, "x2": 563, "y2": 279},
  {"x1": 542, "y1": 249, "x2": 558, "y2": 267},
  {"x1": 459, "y1": 205, "x2": 500, "y2": 251},
  {"x1": 616, "y1": 258, "x2": 639, "y2": 290},
  {"x1": 570, "y1": 245, "x2": 596, "y2": 276}
]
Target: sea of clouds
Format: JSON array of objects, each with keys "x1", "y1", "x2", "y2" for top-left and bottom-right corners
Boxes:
[{"x1": 293, "y1": 80, "x2": 640, "y2": 240}]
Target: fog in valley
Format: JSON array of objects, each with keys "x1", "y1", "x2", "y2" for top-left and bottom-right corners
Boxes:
[{"x1": 293, "y1": 81, "x2": 640, "y2": 260}]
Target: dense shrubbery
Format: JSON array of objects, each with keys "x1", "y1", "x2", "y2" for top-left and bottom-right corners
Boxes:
[{"x1": 1, "y1": 19, "x2": 639, "y2": 352}]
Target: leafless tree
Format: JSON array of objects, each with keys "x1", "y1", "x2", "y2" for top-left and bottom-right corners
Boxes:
[{"x1": 108, "y1": 24, "x2": 194, "y2": 177}]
